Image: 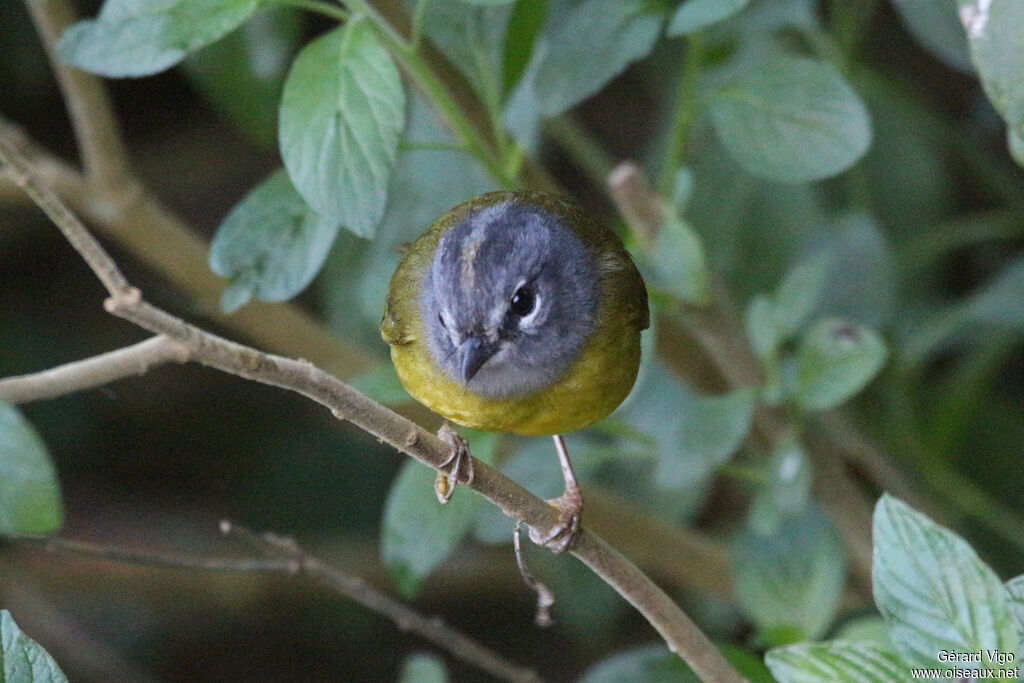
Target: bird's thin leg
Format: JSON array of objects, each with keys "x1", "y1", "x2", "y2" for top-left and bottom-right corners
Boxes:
[
  {"x1": 530, "y1": 434, "x2": 583, "y2": 553},
  {"x1": 434, "y1": 421, "x2": 474, "y2": 504}
]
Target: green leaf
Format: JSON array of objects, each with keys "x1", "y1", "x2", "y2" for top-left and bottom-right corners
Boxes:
[
  {"x1": 279, "y1": 18, "x2": 406, "y2": 236},
  {"x1": 892, "y1": 0, "x2": 973, "y2": 72},
  {"x1": 958, "y1": 0, "x2": 1024, "y2": 143},
  {"x1": 709, "y1": 56, "x2": 872, "y2": 183},
  {"x1": 57, "y1": 0, "x2": 260, "y2": 78},
  {"x1": 655, "y1": 387, "x2": 755, "y2": 489},
  {"x1": 0, "y1": 400, "x2": 62, "y2": 534},
  {"x1": 534, "y1": 0, "x2": 667, "y2": 115},
  {"x1": 502, "y1": 0, "x2": 547, "y2": 95},
  {"x1": 748, "y1": 431, "x2": 811, "y2": 535},
  {"x1": 415, "y1": 0, "x2": 512, "y2": 109},
  {"x1": 1009, "y1": 127, "x2": 1024, "y2": 169},
  {"x1": 873, "y1": 495, "x2": 1024, "y2": 668},
  {"x1": 667, "y1": 0, "x2": 749, "y2": 36},
  {"x1": 183, "y1": 6, "x2": 302, "y2": 145},
  {"x1": 773, "y1": 254, "x2": 830, "y2": 341},
  {"x1": 381, "y1": 432, "x2": 498, "y2": 597},
  {"x1": 794, "y1": 319, "x2": 886, "y2": 412},
  {"x1": 209, "y1": 169, "x2": 340, "y2": 313},
  {"x1": 732, "y1": 504, "x2": 846, "y2": 643},
  {"x1": 398, "y1": 653, "x2": 448, "y2": 683},
  {"x1": 0, "y1": 611, "x2": 68, "y2": 683},
  {"x1": 456, "y1": 0, "x2": 513, "y2": 4},
  {"x1": 765, "y1": 641, "x2": 905, "y2": 683},
  {"x1": 579, "y1": 644, "x2": 698, "y2": 683},
  {"x1": 645, "y1": 209, "x2": 711, "y2": 306}
]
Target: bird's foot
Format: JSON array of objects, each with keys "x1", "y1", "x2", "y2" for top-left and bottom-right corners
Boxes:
[
  {"x1": 434, "y1": 422, "x2": 474, "y2": 504},
  {"x1": 529, "y1": 486, "x2": 583, "y2": 554}
]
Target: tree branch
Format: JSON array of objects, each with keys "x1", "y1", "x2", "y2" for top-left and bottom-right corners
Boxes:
[
  {"x1": 0, "y1": 336, "x2": 188, "y2": 404},
  {"x1": 0, "y1": 117, "x2": 743, "y2": 683},
  {"x1": 24, "y1": 0, "x2": 133, "y2": 191}
]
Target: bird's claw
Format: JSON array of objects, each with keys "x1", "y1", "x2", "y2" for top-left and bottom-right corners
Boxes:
[
  {"x1": 434, "y1": 422, "x2": 474, "y2": 504},
  {"x1": 529, "y1": 488, "x2": 583, "y2": 554}
]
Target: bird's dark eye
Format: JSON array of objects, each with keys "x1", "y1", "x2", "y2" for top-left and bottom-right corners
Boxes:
[
  {"x1": 510, "y1": 287, "x2": 536, "y2": 317},
  {"x1": 437, "y1": 312, "x2": 447, "y2": 329}
]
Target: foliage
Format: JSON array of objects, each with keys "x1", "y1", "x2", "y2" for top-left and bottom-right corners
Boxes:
[{"x1": 2, "y1": 0, "x2": 1024, "y2": 679}]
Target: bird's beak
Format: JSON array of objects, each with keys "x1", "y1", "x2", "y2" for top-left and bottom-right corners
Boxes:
[{"x1": 459, "y1": 336, "x2": 495, "y2": 383}]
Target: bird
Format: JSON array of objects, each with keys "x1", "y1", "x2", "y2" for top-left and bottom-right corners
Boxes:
[{"x1": 381, "y1": 190, "x2": 649, "y2": 552}]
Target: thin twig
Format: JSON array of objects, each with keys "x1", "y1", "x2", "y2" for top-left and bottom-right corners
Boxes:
[
  {"x1": 0, "y1": 119, "x2": 744, "y2": 683},
  {"x1": 7, "y1": 529, "x2": 544, "y2": 683},
  {"x1": 0, "y1": 336, "x2": 189, "y2": 404},
  {"x1": 221, "y1": 522, "x2": 545, "y2": 683},
  {"x1": 24, "y1": 0, "x2": 133, "y2": 191}
]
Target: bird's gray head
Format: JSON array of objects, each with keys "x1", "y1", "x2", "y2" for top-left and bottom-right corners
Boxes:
[{"x1": 421, "y1": 198, "x2": 599, "y2": 399}]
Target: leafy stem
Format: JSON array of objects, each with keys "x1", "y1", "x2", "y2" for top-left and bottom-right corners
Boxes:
[
  {"x1": 341, "y1": 0, "x2": 517, "y2": 188},
  {"x1": 659, "y1": 32, "x2": 704, "y2": 196}
]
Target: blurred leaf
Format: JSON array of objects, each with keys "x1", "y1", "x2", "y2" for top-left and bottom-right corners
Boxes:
[
  {"x1": 381, "y1": 432, "x2": 499, "y2": 597},
  {"x1": 415, "y1": 0, "x2": 512, "y2": 108},
  {"x1": 456, "y1": 0, "x2": 513, "y2": 4},
  {"x1": 668, "y1": 0, "x2": 749, "y2": 35},
  {"x1": 709, "y1": 56, "x2": 872, "y2": 183},
  {"x1": 502, "y1": 0, "x2": 547, "y2": 95},
  {"x1": 398, "y1": 653, "x2": 448, "y2": 683},
  {"x1": 891, "y1": 0, "x2": 973, "y2": 72},
  {"x1": 579, "y1": 644, "x2": 697, "y2": 683},
  {"x1": 968, "y1": 256, "x2": 1024, "y2": 328},
  {"x1": 806, "y1": 214, "x2": 897, "y2": 328},
  {"x1": 0, "y1": 610, "x2": 68, "y2": 682},
  {"x1": 958, "y1": 0, "x2": 1024, "y2": 144},
  {"x1": 348, "y1": 363, "x2": 411, "y2": 406},
  {"x1": 732, "y1": 504, "x2": 846, "y2": 643},
  {"x1": 209, "y1": 169, "x2": 340, "y2": 312},
  {"x1": 1009, "y1": 127, "x2": 1024, "y2": 168},
  {"x1": 872, "y1": 495, "x2": 1023, "y2": 668},
  {"x1": 794, "y1": 319, "x2": 887, "y2": 412},
  {"x1": 0, "y1": 399, "x2": 62, "y2": 534},
  {"x1": 183, "y1": 6, "x2": 301, "y2": 145},
  {"x1": 279, "y1": 18, "x2": 405, "y2": 236},
  {"x1": 645, "y1": 209, "x2": 711, "y2": 306},
  {"x1": 746, "y1": 295, "x2": 778, "y2": 361},
  {"x1": 748, "y1": 431, "x2": 811, "y2": 535},
  {"x1": 655, "y1": 387, "x2": 755, "y2": 489},
  {"x1": 773, "y1": 254, "x2": 830, "y2": 340},
  {"x1": 535, "y1": 0, "x2": 667, "y2": 115},
  {"x1": 765, "y1": 641, "x2": 905, "y2": 682},
  {"x1": 57, "y1": 0, "x2": 260, "y2": 77}
]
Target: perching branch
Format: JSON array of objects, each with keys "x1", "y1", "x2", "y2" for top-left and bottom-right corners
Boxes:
[
  {"x1": 0, "y1": 336, "x2": 188, "y2": 404},
  {"x1": 8, "y1": 526, "x2": 544, "y2": 683},
  {"x1": 0, "y1": 119, "x2": 745, "y2": 683}
]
